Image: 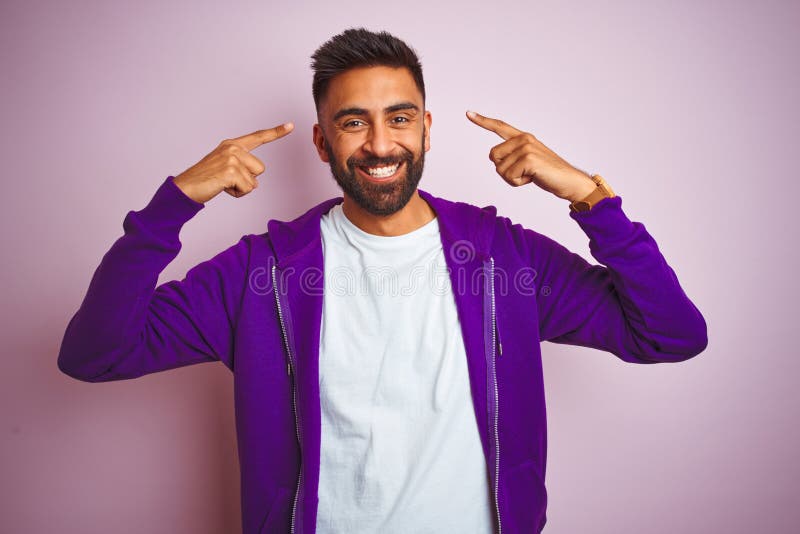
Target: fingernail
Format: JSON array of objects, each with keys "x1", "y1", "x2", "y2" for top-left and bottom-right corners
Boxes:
[
  {"x1": 467, "y1": 111, "x2": 476, "y2": 118},
  {"x1": 284, "y1": 122, "x2": 294, "y2": 130}
]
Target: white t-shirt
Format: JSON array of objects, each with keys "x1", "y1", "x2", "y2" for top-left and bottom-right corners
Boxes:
[{"x1": 315, "y1": 203, "x2": 494, "y2": 533}]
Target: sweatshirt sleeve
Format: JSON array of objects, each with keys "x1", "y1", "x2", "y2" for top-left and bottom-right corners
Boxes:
[
  {"x1": 57, "y1": 176, "x2": 250, "y2": 381},
  {"x1": 530, "y1": 195, "x2": 707, "y2": 364}
]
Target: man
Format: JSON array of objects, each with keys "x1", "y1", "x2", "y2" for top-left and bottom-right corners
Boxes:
[{"x1": 58, "y1": 27, "x2": 708, "y2": 534}]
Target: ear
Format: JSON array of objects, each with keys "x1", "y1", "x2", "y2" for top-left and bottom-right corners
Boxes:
[
  {"x1": 312, "y1": 123, "x2": 330, "y2": 163},
  {"x1": 423, "y1": 111, "x2": 432, "y2": 153}
]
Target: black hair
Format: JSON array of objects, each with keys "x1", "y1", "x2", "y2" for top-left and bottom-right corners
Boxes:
[{"x1": 310, "y1": 27, "x2": 425, "y2": 114}]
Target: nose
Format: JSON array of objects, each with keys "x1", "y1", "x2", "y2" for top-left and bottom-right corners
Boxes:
[{"x1": 362, "y1": 121, "x2": 395, "y2": 159}]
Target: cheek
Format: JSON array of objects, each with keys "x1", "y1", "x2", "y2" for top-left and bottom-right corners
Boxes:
[
  {"x1": 332, "y1": 137, "x2": 362, "y2": 162},
  {"x1": 395, "y1": 133, "x2": 421, "y2": 153}
]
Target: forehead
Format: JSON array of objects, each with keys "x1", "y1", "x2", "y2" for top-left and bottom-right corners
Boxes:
[{"x1": 321, "y1": 65, "x2": 422, "y2": 117}]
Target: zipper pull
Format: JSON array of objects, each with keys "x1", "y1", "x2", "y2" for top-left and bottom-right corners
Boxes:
[
  {"x1": 495, "y1": 320, "x2": 503, "y2": 357},
  {"x1": 287, "y1": 362, "x2": 292, "y2": 376}
]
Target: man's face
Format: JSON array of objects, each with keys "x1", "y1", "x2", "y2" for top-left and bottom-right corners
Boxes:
[{"x1": 312, "y1": 65, "x2": 432, "y2": 216}]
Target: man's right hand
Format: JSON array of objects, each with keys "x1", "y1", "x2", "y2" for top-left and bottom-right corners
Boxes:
[{"x1": 173, "y1": 122, "x2": 295, "y2": 204}]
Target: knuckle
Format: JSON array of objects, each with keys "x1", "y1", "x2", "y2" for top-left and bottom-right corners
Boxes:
[
  {"x1": 225, "y1": 169, "x2": 239, "y2": 182},
  {"x1": 219, "y1": 139, "x2": 237, "y2": 150},
  {"x1": 222, "y1": 142, "x2": 239, "y2": 154}
]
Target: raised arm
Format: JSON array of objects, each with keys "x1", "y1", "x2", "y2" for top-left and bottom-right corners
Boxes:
[
  {"x1": 465, "y1": 110, "x2": 707, "y2": 363},
  {"x1": 528, "y1": 195, "x2": 707, "y2": 363},
  {"x1": 57, "y1": 123, "x2": 294, "y2": 381}
]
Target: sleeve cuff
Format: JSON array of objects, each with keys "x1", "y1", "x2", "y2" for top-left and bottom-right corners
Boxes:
[
  {"x1": 568, "y1": 195, "x2": 637, "y2": 244},
  {"x1": 166, "y1": 175, "x2": 206, "y2": 210},
  {"x1": 134, "y1": 176, "x2": 205, "y2": 233}
]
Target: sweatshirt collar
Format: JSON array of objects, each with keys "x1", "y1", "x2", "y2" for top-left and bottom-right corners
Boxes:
[{"x1": 266, "y1": 188, "x2": 498, "y2": 266}]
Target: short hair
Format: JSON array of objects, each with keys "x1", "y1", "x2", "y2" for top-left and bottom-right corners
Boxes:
[{"x1": 310, "y1": 27, "x2": 425, "y2": 114}]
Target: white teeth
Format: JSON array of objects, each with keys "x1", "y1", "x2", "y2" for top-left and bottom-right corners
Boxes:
[{"x1": 363, "y1": 163, "x2": 400, "y2": 177}]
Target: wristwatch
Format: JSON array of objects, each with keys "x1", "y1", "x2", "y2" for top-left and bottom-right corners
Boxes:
[{"x1": 569, "y1": 174, "x2": 616, "y2": 212}]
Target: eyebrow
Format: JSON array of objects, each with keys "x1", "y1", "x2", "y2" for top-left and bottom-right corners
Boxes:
[{"x1": 332, "y1": 102, "x2": 419, "y2": 122}]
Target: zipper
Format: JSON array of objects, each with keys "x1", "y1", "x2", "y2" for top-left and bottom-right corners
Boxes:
[
  {"x1": 489, "y1": 256, "x2": 502, "y2": 534},
  {"x1": 272, "y1": 264, "x2": 304, "y2": 534}
]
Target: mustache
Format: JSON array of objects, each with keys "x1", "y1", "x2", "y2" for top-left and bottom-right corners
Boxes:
[{"x1": 349, "y1": 152, "x2": 411, "y2": 168}]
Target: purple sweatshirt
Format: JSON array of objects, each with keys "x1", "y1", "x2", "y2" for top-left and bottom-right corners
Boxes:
[{"x1": 58, "y1": 175, "x2": 708, "y2": 533}]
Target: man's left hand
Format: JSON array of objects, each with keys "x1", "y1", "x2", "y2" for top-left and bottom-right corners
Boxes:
[{"x1": 467, "y1": 110, "x2": 597, "y2": 202}]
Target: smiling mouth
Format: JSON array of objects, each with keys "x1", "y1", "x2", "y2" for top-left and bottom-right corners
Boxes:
[{"x1": 357, "y1": 161, "x2": 403, "y2": 182}]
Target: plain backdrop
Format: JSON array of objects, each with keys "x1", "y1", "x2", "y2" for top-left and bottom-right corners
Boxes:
[{"x1": 1, "y1": 0, "x2": 798, "y2": 532}]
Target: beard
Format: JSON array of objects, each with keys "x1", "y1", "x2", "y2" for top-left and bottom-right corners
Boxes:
[{"x1": 324, "y1": 127, "x2": 426, "y2": 216}]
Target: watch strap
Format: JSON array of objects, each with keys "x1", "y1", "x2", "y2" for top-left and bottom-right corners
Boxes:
[{"x1": 569, "y1": 174, "x2": 616, "y2": 212}]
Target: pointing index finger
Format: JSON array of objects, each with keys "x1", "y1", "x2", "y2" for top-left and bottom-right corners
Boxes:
[
  {"x1": 466, "y1": 111, "x2": 520, "y2": 141},
  {"x1": 232, "y1": 122, "x2": 295, "y2": 152}
]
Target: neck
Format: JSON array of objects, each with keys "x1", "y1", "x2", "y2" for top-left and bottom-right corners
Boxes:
[{"x1": 341, "y1": 190, "x2": 436, "y2": 236}]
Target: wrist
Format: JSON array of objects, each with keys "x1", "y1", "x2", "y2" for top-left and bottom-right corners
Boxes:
[
  {"x1": 170, "y1": 175, "x2": 206, "y2": 206},
  {"x1": 564, "y1": 171, "x2": 597, "y2": 203},
  {"x1": 568, "y1": 174, "x2": 616, "y2": 212}
]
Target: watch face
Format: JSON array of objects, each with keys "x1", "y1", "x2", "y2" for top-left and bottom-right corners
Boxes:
[{"x1": 595, "y1": 178, "x2": 615, "y2": 197}]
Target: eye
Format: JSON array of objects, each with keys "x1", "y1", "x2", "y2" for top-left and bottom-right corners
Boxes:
[
  {"x1": 344, "y1": 119, "x2": 365, "y2": 128},
  {"x1": 393, "y1": 116, "x2": 410, "y2": 124}
]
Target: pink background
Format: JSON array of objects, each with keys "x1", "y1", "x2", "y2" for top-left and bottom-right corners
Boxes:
[{"x1": 2, "y1": 0, "x2": 798, "y2": 532}]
